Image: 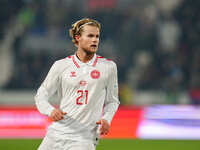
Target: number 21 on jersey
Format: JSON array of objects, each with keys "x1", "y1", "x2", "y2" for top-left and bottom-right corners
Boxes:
[{"x1": 76, "y1": 90, "x2": 88, "y2": 105}]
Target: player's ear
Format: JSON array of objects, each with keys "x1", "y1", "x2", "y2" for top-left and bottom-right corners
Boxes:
[{"x1": 75, "y1": 35, "x2": 80, "y2": 42}]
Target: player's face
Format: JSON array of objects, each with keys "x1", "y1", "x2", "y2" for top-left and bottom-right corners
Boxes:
[{"x1": 77, "y1": 25, "x2": 100, "y2": 54}]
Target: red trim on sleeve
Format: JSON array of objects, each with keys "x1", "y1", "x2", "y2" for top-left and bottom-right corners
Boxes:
[
  {"x1": 72, "y1": 56, "x2": 80, "y2": 68},
  {"x1": 106, "y1": 59, "x2": 112, "y2": 61},
  {"x1": 97, "y1": 55, "x2": 112, "y2": 61},
  {"x1": 97, "y1": 56, "x2": 104, "y2": 58}
]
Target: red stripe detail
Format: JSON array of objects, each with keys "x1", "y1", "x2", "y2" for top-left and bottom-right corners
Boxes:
[
  {"x1": 106, "y1": 59, "x2": 112, "y2": 61},
  {"x1": 97, "y1": 56, "x2": 104, "y2": 58},
  {"x1": 72, "y1": 56, "x2": 80, "y2": 68},
  {"x1": 97, "y1": 55, "x2": 112, "y2": 61},
  {"x1": 67, "y1": 56, "x2": 72, "y2": 58},
  {"x1": 92, "y1": 56, "x2": 98, "y2": 67}
]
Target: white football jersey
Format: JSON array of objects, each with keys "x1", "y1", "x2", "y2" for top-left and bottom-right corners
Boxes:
[{"x1": 35, "y1": 54, "x2": 119, "y2": 142}]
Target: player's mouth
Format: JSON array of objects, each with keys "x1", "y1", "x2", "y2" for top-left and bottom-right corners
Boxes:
[{"x1": 91, "y1": 44, "x2": 97, "y2": 48}]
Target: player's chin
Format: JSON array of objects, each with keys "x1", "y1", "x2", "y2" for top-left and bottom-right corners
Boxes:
[{"x1": 88, "y1": 47, "x2": 98, "y2": 53}]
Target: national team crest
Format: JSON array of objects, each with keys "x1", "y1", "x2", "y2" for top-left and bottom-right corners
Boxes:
[
  {"x1": 80, "y1": 80, "x2": 87, "y2": 86},
  {"x1": 90, "y1": 70, "x2": 100, "y2": 79}
]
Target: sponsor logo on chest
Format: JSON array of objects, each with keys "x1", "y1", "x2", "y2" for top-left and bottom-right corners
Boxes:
[
  {"x1": 79, "y1": 80, "x2": 87, "y2": 86},
  {"x1": 70, "y1": 71, "x2": 76, "y2": 77},
  {"x1": 69, "y1": 69, "x2": 101, "y2": 79}
]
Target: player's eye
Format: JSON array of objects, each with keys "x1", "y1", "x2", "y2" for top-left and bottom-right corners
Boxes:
[{"x1": 88, "y1": 34, "x2": 94, "y2": 37}]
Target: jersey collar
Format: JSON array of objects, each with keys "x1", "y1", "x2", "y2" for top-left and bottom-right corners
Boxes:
[{"x1": 72, "y1": 53, "x2": 98, "y2": 68}]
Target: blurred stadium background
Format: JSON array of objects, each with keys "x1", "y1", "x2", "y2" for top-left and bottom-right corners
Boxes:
[{"x1": 0, "y1": 0, "x2": 200, "y2": 149}]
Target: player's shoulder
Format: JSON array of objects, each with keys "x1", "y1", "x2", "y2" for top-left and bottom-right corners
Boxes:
[
  {"x1": 97, "y1": 55, "x2": 117, "y2": 68},
  {"x1": 54, "y1": 55, "x2": 73, "y2": 64},
  {"x1": 52, "y1": 55, "x2": 73, "y2": 70}
]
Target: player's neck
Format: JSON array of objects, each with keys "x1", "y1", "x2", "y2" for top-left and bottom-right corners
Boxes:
[{"x1": 76, "y1": 50, "x2": 95, "y2": 63}]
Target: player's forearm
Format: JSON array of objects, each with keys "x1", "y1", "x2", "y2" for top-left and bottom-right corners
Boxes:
[
  {"x1": 102, "y1": 101, "x2": 119, "y2": 124},
  {"x1": 35, "y1": 87, "x2": 55, "y2": 116}
]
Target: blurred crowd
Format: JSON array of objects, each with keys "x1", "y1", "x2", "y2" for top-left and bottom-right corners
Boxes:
[
  {"x1": 1, "y1": 0, "x2": 200, "y2": 104},
  {"x1": 0, "y1": 0, "x2": 24, "y2": 40}
]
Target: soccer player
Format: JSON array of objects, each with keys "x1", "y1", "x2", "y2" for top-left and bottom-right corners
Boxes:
[{"x1": 35, "y1": 18, "x2": 120, "y2": 150}]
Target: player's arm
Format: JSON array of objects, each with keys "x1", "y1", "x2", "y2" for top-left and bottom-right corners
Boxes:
[
  {"x1": 97, "y1": 62, "x2": 120, "y2": 135},
  {"x1": 34, "y1": 61, "x2": 66, "y2": 121}
]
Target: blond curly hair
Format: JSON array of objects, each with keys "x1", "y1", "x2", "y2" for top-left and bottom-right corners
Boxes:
[{"x1": 69, "y1": 18, "x2": 101, "y2": 45}]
